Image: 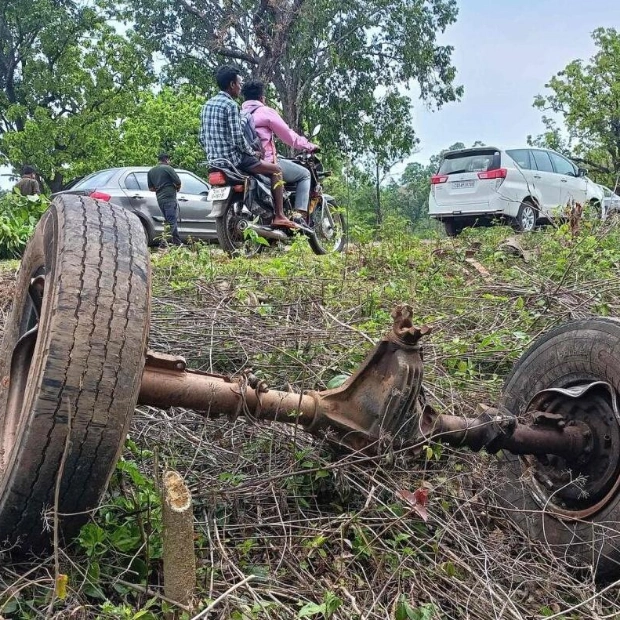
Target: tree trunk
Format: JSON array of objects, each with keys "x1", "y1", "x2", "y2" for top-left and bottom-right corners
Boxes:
[
  {"x1": 161, "y1": 470, "x2": 196, "y2": 613},
  {"x1": 375, "y1": 161, "x2": 382, "y2": 225},
  {"x1": 46, "y1": 172, "x2": 65, "y2": 194}
]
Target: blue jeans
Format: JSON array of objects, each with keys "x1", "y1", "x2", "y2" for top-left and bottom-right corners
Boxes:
[
  {"x1": 279, "y1": 158, "x2": 311, "y2": 212},
  {"x1": 159, "y1": 200, "x2": 182, "y2": 245}
]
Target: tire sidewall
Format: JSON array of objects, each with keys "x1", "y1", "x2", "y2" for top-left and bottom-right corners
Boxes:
[
  {"x1": 499, "y1": 318, "x2": 620, "y2": 580},
  {"x1": 0, "y1": 213, "x2": 56, "y2": 512}
]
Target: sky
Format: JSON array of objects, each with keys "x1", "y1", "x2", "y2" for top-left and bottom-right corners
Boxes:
[
  {"x1": 2, "y1": 0, "x2": 620, "y2": 189},
  {"x1": 406, "y1": 0, "x2": 620, "y2": 170}
]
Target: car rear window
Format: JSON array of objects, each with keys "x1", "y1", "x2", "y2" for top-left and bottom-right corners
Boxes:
[
  {"x1": 438, "y1": 150, "x2": 500, "y2": 175},
  {"x1": 72, "y1": 170, "x2": 116, "y2": 190}
]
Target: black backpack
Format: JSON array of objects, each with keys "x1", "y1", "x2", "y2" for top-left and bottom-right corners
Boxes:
[{"x1": 241, "y1": 109, "x2": 263, "y2": 156}]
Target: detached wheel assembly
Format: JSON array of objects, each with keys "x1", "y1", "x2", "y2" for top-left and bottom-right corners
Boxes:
[
  {"x1": 3, "y1": 196, "x2": 620, "y2": 584},
  {"x1": 0, "y1": 195, "x2": 150, "y2": 549},
  {"x1": 500, "y1": 319, "x2": 620, "y2": 580}
]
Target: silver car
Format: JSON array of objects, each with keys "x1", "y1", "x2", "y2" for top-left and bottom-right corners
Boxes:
[{"x1": 53, "y1": 166, "x2": 215, "y2": 245}]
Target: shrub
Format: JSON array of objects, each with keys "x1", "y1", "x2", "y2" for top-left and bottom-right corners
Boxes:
[{"x1": 0, "y1": 192, "x2": 49, "y2": 259}]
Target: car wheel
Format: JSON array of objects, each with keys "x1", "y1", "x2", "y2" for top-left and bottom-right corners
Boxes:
[
  {"x1": 443, "y1": 219, "x2": 464, "y2": 237},
  {"x1": 515, "y1": 201, "x2": 537, "y2": 232},
  {"x1": 140, "y1": 220, "x2": 152, "y2": 246},
  {"x1": 585, "y1": 199, "x2": 602, "y2": 221}
]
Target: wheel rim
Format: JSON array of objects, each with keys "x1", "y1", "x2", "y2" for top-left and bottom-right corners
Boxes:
[
  {"x1": 1, "y1": 271, "x2": 45, "y2": 475},
  {"x1": 520, "y1": 205, "x2": 536, "y2": 231},
  {"x1": 521, "y1": 382, "x2": 620, "y2": 519},
  {"x1": 224, "y1": 204, "x2": 263, "y2": 258},
  {"x1": 311, "y1": 204, "x2": 344, "y2": 253},
  {"x1": 585, "y1": 201, "x2": 601, "y2": 221}
]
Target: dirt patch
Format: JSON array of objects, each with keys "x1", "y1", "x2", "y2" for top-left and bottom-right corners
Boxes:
[{"x1": 0, "y1": 268, "x2": 17, "y2": 337}]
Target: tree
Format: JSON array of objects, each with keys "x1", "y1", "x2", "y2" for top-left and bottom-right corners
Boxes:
[
  {"x1": 532, "y1": 28, "x2": 620, "y2": 188},
  {"x1": 358, "y1": 93, "x2": 418, "y2": 224},
  {"x1": 126, "y1": 0, "x2": 462, "y2": 163},
  {"x1": 399, "y1": 161, "x2": 434, "y2": 227},
  {"x1": 0, "y1": 1, "x2": 154, "y2": 191},
  {"x1": 114, "y1": 86, "x2": 206, "y2": 174}
]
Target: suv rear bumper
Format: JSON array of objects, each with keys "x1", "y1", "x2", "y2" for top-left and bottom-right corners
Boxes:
[
  {"x1": 430, "y1": 209, "x2": 504, "y2": 221},
  {"x1": 429, "y1": 192, "x2": 523, "y2": 220}
]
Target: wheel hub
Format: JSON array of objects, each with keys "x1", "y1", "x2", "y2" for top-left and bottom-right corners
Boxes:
[{"x1": 523, "y1": 382, "x2": 620, "y2": 518}]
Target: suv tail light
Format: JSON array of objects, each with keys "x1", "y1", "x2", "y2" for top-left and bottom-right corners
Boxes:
[
  {"x1": 89, "y1": 190, "x2": 112, "y2": 201},
  {"x1": 209, "y1": 172, "x2": 226, "y2": 185},
  {"x1": 477, "y1": 168, "x2": 507, "y2": 180},
  {"x1": 430, "y1": 174, "x2": 449, "y2": 185}
]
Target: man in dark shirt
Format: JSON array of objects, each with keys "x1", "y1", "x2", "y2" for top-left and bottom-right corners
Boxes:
[
  {"x1": 147, "y1": 153, "x2": 182, "y2": 246},
  {"x1": 13, "y1": 165, "x2": 41, "y2": 196}
]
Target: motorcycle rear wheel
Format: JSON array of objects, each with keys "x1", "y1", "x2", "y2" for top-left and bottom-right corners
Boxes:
[{"x1": 216, "y1": 201, "x2": 266, "y2": 258}]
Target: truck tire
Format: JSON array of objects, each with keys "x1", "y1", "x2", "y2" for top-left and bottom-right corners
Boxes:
[
  {"x1": 498, "y1": 318, "x2": 620, "y2": 581},
  {"x1": 0, "y1": 194, "x2": 151, "y2": 550}
]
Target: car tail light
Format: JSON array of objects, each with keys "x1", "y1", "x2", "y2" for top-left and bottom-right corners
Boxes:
[
  {"x1": 233, "y1": 184, "x2": 245, "y2": 192},
  {"x1": 89, "y1": 190, "x2": 112, "y2": 201},
  {"x1": 477, "y1": 168, "x2": 507, "y2": 180},
  {"x1": 430, "y1": 174, "x2": 449, "y2": 185},
  {"x1": 209, "y1": 172, "x2": 226, "y2": 185}
]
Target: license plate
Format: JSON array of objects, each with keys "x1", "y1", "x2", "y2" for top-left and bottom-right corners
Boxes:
[
  {"x1": 451, "y1": 180, "x2": 475, "y2": 189},
  {"x1": 207, "y1": 187, "x2": 231, "y2": 201}
]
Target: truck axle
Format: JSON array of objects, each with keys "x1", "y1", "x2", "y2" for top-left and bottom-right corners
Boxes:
[{"x1": 138, "y1": 305, "x2": 592, "y2": 463}]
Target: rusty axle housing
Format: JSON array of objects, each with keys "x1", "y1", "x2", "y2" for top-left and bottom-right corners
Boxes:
[{"x1": 138, "y1": 305, "x2": 592, "y2": 462}]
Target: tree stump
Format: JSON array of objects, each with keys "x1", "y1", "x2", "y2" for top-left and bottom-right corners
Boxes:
[{"x1": 162, "y1": 470, "x2": 196, "y2": 612}]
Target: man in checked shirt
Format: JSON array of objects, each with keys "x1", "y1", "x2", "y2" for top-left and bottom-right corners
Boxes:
[{"x1": 200, "y1": 66, "x2": 293, "y2": 227}]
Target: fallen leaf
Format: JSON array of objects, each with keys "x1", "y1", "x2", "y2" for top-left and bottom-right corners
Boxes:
[{"x1": 396, "y1": 488, "x2": 429, "y2": 522}]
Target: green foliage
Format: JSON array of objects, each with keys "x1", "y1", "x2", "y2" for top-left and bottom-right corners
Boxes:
[
  {"x1": 0, "y1": 192, "x2": 48, "y2": 258},
  {"x1": 298, "y1": 591, "x2": 343, "y2": 618},
  {"x1": 395, "y1": 599, "x2": 439, "y2": 620},
  {"x1": 531, "y1": 28, "x2": 620, "y2": 187},
  {"x1": 77, "y1": 439, "x2": 162, "y2": 601},
  {"x1": 0, "y1": 1, "x2": 154, "y2": 192},
  {"x1": 114, "y1": 86, "x2": 207, "y2": 175}
]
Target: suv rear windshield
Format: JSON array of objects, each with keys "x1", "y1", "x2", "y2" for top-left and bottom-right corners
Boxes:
[
  {"x1": 72, "y1": 170, "x2": 116, "y2": 190},
  {"x1": 438, "y1": 150, "x2": 501, "y2": 176}
]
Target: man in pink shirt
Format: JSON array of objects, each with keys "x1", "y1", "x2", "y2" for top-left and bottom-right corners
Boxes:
[{"x1": 241, "y1": 81, "x2": 319, "y2": 224}]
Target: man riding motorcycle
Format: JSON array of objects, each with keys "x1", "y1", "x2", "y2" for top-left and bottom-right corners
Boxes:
[
  {"x1": 241, "y1": 80, "x2": 319, "y2": 226},
  {"x1": 199, "y1": 66, "x2": 293, "y2": 227}
]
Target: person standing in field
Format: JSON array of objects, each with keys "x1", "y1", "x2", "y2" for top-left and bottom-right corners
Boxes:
[{"x1": 147, "y1": 153, "x2": 182, "y2": 246}]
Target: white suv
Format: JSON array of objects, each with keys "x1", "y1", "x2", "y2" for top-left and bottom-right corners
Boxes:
[{"x1": 428, "y1": 146, "x2": 604, "y2": 236}]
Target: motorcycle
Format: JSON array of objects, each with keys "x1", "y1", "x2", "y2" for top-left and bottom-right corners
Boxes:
[{"x1": 207, "y1": 146, "x2": 347, "y2": 257}]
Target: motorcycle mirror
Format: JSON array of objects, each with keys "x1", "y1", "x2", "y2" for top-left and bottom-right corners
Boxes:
[{"x1": 311, "y1": 124, "x2": 322, "y2": 137}]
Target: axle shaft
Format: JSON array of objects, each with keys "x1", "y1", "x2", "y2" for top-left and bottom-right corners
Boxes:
[{"x1": 428, "y1": 411, "x2": 589, "y2": 459}]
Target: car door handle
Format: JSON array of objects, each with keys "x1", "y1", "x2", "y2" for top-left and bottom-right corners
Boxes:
[
  {"x1": 533, "y1": 175, "x2": 541, "y2": 179},
  {"x1": 178, "y1": 197, "x2": 189, "y2": 202},
  {"x1": 131, "y1": 194, "x2": 145, "y2": 199},
  {"x1": 561, "y1": 179, "x2": 568, "y2": 183}
]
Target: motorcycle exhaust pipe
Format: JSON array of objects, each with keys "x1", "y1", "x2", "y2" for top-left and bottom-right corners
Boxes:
[{"x1": 246, "y1": 223, "x2": 289, "y2": 242}]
